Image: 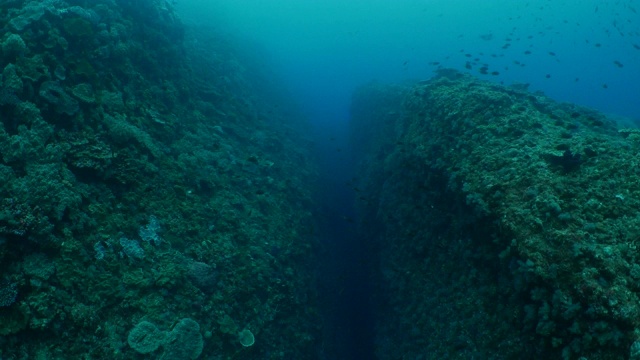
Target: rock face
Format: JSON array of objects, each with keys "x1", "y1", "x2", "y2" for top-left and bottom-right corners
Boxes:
[
  {"x1": 0, "y1": 1, "x2": 319, "y2": 358},
  {"x1": 351, "y1": 70, "x2": 640, "y2": 359}
]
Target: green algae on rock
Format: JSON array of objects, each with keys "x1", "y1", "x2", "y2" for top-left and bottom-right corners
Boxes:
[
  {"x1": 351, "y1": 69, "x2": 640, "y2": 359},
  {"x1": 0, "y1": 0, "x2": 320, "y2": 358}
]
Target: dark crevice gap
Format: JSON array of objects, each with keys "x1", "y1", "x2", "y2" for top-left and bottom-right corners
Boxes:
[{"x1": 313, "y1": 120, "x2": 376, "y2": 360}]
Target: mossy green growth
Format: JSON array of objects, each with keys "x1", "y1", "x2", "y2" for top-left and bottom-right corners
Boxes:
[
  {"x1": 70, "y1": 59, "x2": 98, "y2": 84},
  {"x1": 0, "y1": 0, "x2": 320, "y2": 358},
  {"x1": 127, "y1": 321, "x2": 166, "y2": 354},
  {"x1": 238, "y1": 329, "x2": 255, "y2": 347},
  {"x1": 351, "y1": 69, "x2": 640, "y2": 359},
  {"x1": 1, "y1": 33, "x2": 27, "y2": 59},
  {"x1": 0, "y1": 305, "x2": 28, "y2": 335},
  {"x1": 62, "y1": 18, "x2": 94, "y2": 39}
]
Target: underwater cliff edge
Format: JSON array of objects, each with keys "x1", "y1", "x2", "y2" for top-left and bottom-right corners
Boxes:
[
  {"x1": 0, "y1": 0, "x2": 321, "y2": 358},
  {"x1": 351, "y1": 70, "x2": 640, "y2": 359}
]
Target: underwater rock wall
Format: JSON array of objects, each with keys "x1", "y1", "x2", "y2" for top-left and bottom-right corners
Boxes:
[
  {"x1": 351, "y1": 70, "x2": 640, "y2": 359},
  {"x1": 0, "y1": 0, "x2": 320, "y2": 358}
]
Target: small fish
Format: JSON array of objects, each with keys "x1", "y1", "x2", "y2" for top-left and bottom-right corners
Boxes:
[
  {"x1": 524, "y1": 50, "x2": 532, "y2": 55},
  {"x1": 613, "y1": 60, "x2": 624, "y2": 68},
  {"x1": 491, "y1": 71, "x2": 500, "y2": 76},
  {"x1": 602, "y1": 84, "x2": 608, "y2": 89},
  {"x1": 633, "y1": 44, "x2": 640, "y2": 50},
  {"x1": 595, "y1": 43, "x2": 601, "y2": 47},
  {"x1": 545, "y1": 74, "x2": 551, "y2": 79},
  {"x1": 548, "y1": 51, "x2": 556, "y2": 56}
]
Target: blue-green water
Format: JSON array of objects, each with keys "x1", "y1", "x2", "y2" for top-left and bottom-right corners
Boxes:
[
  {"x1": 179, "y1": 0, "x2": 640, "y2": 123},
  {"x1": 1, "y1": 0, "x2": 639, "y2": 358},
  {"x1": 176, "y1": 1, "x2": 639, "y2": 358}
]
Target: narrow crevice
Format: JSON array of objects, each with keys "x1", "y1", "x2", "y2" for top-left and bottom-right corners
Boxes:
[{"x1": 313, "y1": 124, "x2": 376, "y2": 360}]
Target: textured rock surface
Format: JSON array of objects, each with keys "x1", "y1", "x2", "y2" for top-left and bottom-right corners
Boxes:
[
  {"x1": 0, "y1": 1, "x2": 320, "y2": 358},
  {"x1": 351, "y1": 70, "x2": 640, "y2": 359}
]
